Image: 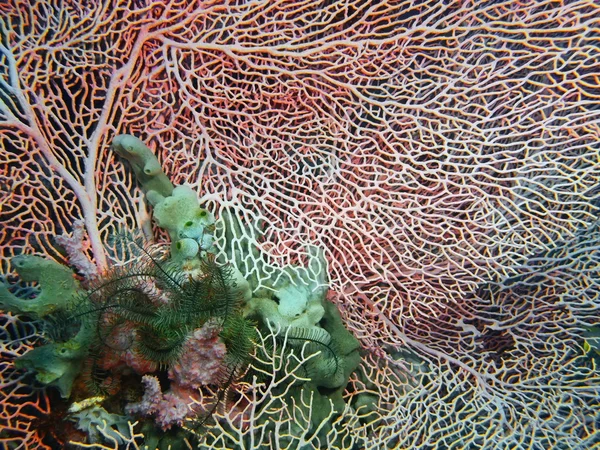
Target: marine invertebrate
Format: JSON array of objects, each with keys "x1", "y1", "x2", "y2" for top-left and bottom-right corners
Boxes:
[
  {"x1": 1, "y1": 128, "x2": 361, "y2": 446},
  {"x1": 0, "y1": 232, "x2": 258, "y2": 444},
  {"x1": 0, "y1": 256, "x2": 91, "y2": 398},
  {"x1": 0, "y1": 255, "x2": 80, "y2": 318},
  {"x1": 107, "y1": 132, "x2": 359, "y2": 442},
  {"x1": 111, "y1": 134, "x2": 175, "y2": 203},
  {"x1": 126, "y1": 375, "x2": 198, "y2": 431},
  {"x1": 1, "y1": 0, "x2": 600, "y2": 448}
]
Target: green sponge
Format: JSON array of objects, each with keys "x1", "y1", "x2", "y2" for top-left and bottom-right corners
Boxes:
[
  {"x1": 152, "y1": 185, "x2": 216, "y2": 260},
  {"x1": 0, "y1": 255, "x2": 80, "y2": 317},
  {"x1": 110, "y1": 135, "x2": 216, "y2": 262},
  {"x1": 111, "y1": 134, "x2": 174, "y2": 203},
  {"x1": 15, "y1": 333, "x2": 90, "y2": 398},
  {"x1": 0, "y1": 255, "x2": 93, "y2": 398}
]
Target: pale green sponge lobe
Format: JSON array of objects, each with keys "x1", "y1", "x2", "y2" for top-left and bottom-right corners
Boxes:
[
  {"x1": 111, "y1": 134, "x2": 174, "y2": 202},
  {"x1": 1, "y1": 255, "x2": 92, "y2": 398},
  {"x1": 0, "y1": 255, "x2": 80, "y2": 317},
  {"x1": 15, "y1": 338, "x2": 88, "y2": 398},
  {"x1": 110, "y1": 134, "x2": 216, "y2": 262},
  {"x1": 152, "y1": 185, "x2": 216, "y2": 259}
]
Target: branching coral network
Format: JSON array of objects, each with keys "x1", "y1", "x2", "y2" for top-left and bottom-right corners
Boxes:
[{"x1": 1, "y1": 0, "x2": 600, "y2": 448}]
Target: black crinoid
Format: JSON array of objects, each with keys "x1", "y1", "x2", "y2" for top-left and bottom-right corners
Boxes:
[{"x1": 70, "y1": 234, "x2": 256, "y2": 428}]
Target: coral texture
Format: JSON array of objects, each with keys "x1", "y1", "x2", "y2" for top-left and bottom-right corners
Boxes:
[
  {"x1": 169, "y1": 323, "x2": 227, "y2": 390},
  {"x1": 1, "y1": 0, "x2": 600, "y2": 448},
  {"x1": 126, "y1": 375, "x2": 198, "y2": 431}
]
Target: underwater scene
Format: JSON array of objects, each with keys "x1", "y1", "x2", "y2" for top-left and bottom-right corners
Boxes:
[{"x1": 0, "y1": 1, "x2": 599, "y2": 449}]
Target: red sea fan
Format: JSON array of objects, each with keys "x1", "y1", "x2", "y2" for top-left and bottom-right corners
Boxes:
[{"x1": 1, "y1": 1, "x2": 600, "y2": 448}]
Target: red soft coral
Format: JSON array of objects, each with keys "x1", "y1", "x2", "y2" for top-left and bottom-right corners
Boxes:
[
  {"x1": 126, "y1": 375, "x2": 199, "y2": 431},
  {"x1": 168, "y1": 322, "x2": 227, "y2": 390}
]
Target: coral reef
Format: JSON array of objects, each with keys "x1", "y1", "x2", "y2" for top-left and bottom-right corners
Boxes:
[
  {"x1": 1, "y1": 1, "x2": 600, "y2": 448},
  {"x1": 69, "y1": 401, "x2": 131, "y2": 445},
  {"x1": 0, "y1": 131, "x2": 361, "y2": 447},
  {"x1": 216, "y1": 207, "x2": 362, "y2": 434}
]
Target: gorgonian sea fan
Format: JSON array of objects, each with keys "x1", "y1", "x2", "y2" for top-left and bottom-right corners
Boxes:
[{"x1": 1, "y1": 0, "x2": 600, "y2": 448}]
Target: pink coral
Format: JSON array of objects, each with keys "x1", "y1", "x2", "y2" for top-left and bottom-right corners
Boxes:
[
  {"x1": 2, "y1": 0, "x2": 600, "y2": 448},
  {"x1": 98, "y1": 324, "x2": 158, "y2": 375},
  {"x1": 126, "y1": 375, "x2": 199, "y2": 431},
  {"x1": 125, "y1": 323, "x2": 227, "y2": 431},
  {"x1": 54, "y1": 220, "x2": 98, "y2": 278},
  {"x1": 169, "y1": 322, "x2": 227, "y2": 390}
]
